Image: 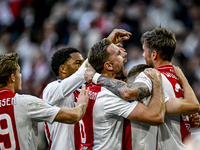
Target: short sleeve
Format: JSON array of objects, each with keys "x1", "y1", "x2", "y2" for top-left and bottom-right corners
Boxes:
[
  {"x1": 23, "y1": 95, "x2": 61, "y2": 124},
  {"x1": 134, "y1": 72, "x2": 152, "y2": 93},
  {"x1": 102, "y1": 88, "x2": 138, "y2": 118}
]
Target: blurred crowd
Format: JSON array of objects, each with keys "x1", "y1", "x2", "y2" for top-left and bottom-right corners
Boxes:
[{"x1": 1, "y1": 0, "x2": 200, "y2": 149}]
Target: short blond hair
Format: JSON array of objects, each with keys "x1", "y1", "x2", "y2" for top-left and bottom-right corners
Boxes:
[{"x1": 0, "y1": 52, "x2": 19, "y2": 88}]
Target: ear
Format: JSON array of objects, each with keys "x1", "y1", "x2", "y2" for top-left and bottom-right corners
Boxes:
[
  {"x1": 59, "y1": 65, "x2": 68, "y2": 76},
  {"x1": 151, "y1": 50, "x2": 157, "y2": 60},
  {"x1": 104, "y1": 61, "x2": 113, "y2": 71},
  {"x1": 10, "y1": 74, "x2": 15, "y2": 82}
]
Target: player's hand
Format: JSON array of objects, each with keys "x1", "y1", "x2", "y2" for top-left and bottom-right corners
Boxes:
[
  {"x1": 107, "y1": 29, "x2": 132, "y2": 44},
  {"x1": 75, "y1": 84, "x2": 89, "y2": 108},
  {"x1": 84, "y1": 62, "x2": 96, "y2": 83},
  {"x1": 173, "y1": 66, "x2": 186, "y2": 84},
  {"x1": 189, "y1": 113, "x2": 200, "y2": 128},
  {"x1": 143, "y1": 68, "x2": 161, "y2": 82},
  {"x1": 116, "y1": 43, "x2": 126, "y2": 52}
]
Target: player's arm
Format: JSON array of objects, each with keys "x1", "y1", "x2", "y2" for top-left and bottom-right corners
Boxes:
[
  {"x1": 57, "y1": 58, "x2": 88, "y2": 96},
  {"x1": 127, "y1": 68, "x2": 165, "y2": 125},
  {"x1": 54, "y1": 84, "x2": 89, "y2": 124},
  {"x1": 43, "y1": 59, "x2": 88, "y2": 104},
  {"x1": 85, "y1": 66, "x2": 150, "y2": 100},
  {"x1": 165, "y1": 66, "x2": 199, "y2": 115}
]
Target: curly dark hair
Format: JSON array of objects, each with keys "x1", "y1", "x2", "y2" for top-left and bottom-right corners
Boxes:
[
  {"x1": 51, "y1": 47, "x2": 80, "y2": 76},
  {"x1": 141, "y1": 27, "x2": 176, "y2": 61},
  {"x1": 0, "y1": 52, "x2": 19, "y2": 88},
  {"x1": 88, "y1": 38, "x2": 112, "y2": 73}
]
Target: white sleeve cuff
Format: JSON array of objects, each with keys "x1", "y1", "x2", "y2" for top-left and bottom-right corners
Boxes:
[
  {"x1": 165, "y1": 96, "x2": 169, "y2": 103},
  {"x1": 92, "y1": 73, "x2": 101, "y2": 84}
]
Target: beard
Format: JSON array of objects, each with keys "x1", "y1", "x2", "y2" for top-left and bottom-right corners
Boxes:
[
  {"x1": 146, "y1": 58, "x2": 154, "y2": 68},
  {"x1": 114, "y1": 66, "x2": 127, "y2": 81}
]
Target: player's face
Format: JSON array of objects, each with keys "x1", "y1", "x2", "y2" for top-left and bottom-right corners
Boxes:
[
  {"x1": 14, "y1": 65, "x2": 22, "y2": 92},
  {"x1": 107, "y1": 43, "x2": 127, "y2": 80},
  {"x1": 64, "y1": 52, "x2": 84, "y2": 77},
  {"x1": 142, "y1": 43, "x2": 154, "y2": 67}
]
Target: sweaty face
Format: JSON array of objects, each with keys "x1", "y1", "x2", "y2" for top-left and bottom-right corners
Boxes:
[
  {"x1": 142, "y1": 43, "x2": 154, "y2": 67},
  {"x1": 64, "y1": 52, "x2": 84, "y2": 77},
  {"x1": 107, "y1": 43, "x2": 127, "y2": 80},
  {"x1": 14, "y1": 65, "x2": 22, "y2": 92}
]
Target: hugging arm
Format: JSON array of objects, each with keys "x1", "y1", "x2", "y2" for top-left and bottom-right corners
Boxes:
[
  {"x1": 165, "y1": 66, "x2": 199, "y2": 115},
  {"x1": 95, "y1": 74, "x2": 150, "y2": 100},
  {"x1": 54, "y1": 84, "x2": 89, "y2": 124},
  {"x1": 126, "y1": 68, "x2": 165, "y2": 125}
]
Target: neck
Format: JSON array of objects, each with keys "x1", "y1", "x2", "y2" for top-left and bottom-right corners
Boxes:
[
  {"x1": 0, "y1": 84, "x2": 15, "y2": 93},
  {"x1": 154, "y1": 60, "x2": 172, "y2": 69},
  {"x1": 101, "y1": 71, "x2": 115, "y2": 79}
]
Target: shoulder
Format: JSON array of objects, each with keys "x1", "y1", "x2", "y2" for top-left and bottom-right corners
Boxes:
[
  {"x1": 44, "y1": 80, "x2": 60, "y2": 90},
  {"x1": 16, "y1": 93, "x2": 46, "y2": 104},
  {"x1": 43, "y1": 80, "x2": 61, "y2": 94}
]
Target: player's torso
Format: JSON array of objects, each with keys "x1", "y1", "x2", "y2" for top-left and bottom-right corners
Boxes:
[
  {"x1": 43, "y1": 81, "x2": 75, "y2": 150},
  {"x1": 74, "y1": 84, "x2": 124, "y2": 150},
  {"x1": 122, "y1": 95, "x2": 157, "y2": 150},
  {"x1": 157, "y1": 65, "x2": 190, "y2": 150},
  {"x1": 0, "y1": 89, "x2": 37, "y2": 150}
]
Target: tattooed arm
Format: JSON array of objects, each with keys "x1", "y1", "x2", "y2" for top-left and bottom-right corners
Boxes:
[{"x1": 91, "y1": 71, "x2": 152, "y2": 101}]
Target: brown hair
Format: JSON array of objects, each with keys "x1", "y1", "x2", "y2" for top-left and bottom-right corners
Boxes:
[
  {"x1": 88, "y1": 38, "x2": 112, "y2": 73},
  {"x1": 0, "y1": 52, "x2": 19, "y2": 88},
  {"x1": 141, "y1": 27, "x2": 176, "y2": 61}
]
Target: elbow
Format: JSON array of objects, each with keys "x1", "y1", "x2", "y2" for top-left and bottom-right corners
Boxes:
[
  {"x1": 150, "y1": 113, "x2": 165, "y2": 126},
  {"x1": 71, "y1": 109, "x2": 85, "y2": 124},
  {"x1": 155, "y1": 116, "x2": 164, "y2": 125},
  {"x1": 71, "y1": 114, "x2": 82, "y2": 124},
  {"x1": 193, "y1": 104, "x2": 200, "y2": 113},
  {"x1": 188, "y1": 104, "x2": 200, "y2": 114},
  {"x1": 151, "y1": 117, "x2": 164, "y2": 126},
  {"x1": 67, "y1": 113, "x2": 83, "y2": 124}
]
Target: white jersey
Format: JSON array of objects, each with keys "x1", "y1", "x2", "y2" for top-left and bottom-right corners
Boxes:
[
  {"x1": 43, "y1": 59, "x2": 87, "y2": 150},
  {"x1": 156, "y1": 65, "x2": 190, "y2": 150},
  {"x1": 124, "y1": 65, "x2": 189, "y2": 150},
  {"x1": 0, "y1": 88, "x2": 60, "y2": 150},
  {"x1": 74, "y1": 83, "x2": 139, "y2": 150},
  {"x1": 123, "y1": 72, "x2": 169, "y2": 150}
]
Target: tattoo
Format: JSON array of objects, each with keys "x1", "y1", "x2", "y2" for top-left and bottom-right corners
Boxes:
[{"x1": 97, "y1": 75, "x2": 150, "y2": 100}]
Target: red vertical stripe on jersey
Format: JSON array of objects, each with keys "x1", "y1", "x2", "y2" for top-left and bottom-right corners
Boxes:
[
  {"x1": 74, "y1": 121, "x2": 80, "y2": 150},
  {"x1": 122, "y1": 118, "x2": 132, "y2": 150},
  {"x1": 157, "y1": 65, "x2": 191, "y2": 142},
  {"x1": 74, "y1": 84, "x2": 101, "y2": 150},
  {"x1": 44, "y1": 122, "x2": 52, "y2": 150},
  {"x1": 0, "y1": 89, "x2": 20, "y2": 150}
]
